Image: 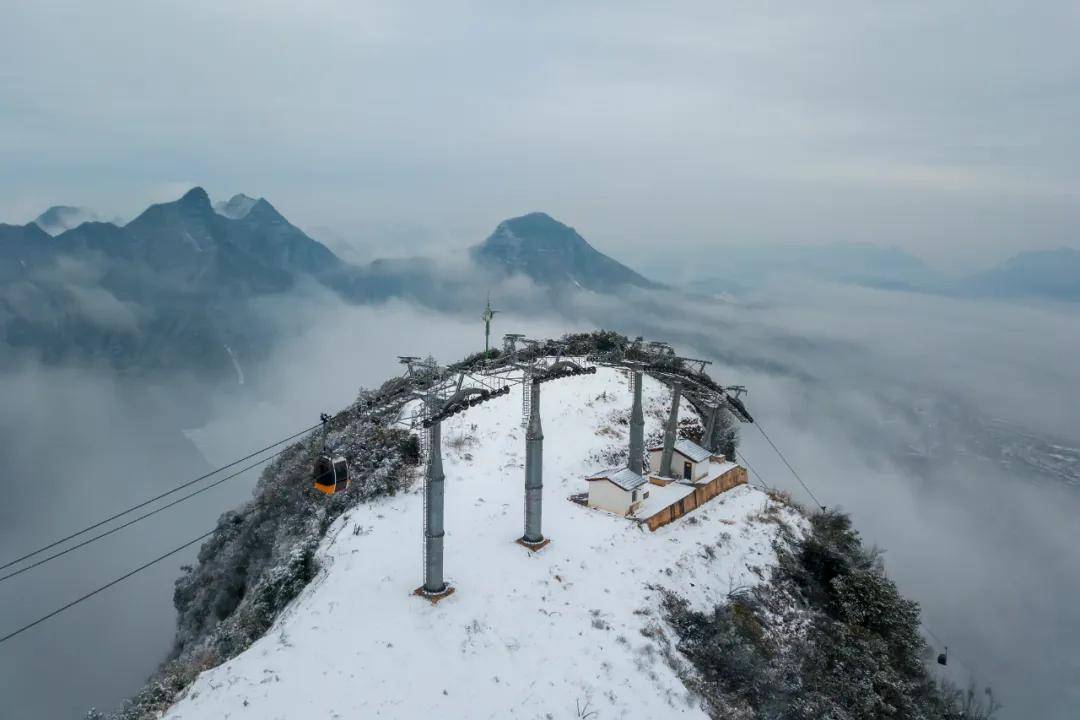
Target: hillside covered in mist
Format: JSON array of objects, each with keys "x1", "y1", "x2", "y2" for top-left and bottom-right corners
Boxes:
[{"x1": 0, "y1": 190, "x2": 657, "y2": 379}]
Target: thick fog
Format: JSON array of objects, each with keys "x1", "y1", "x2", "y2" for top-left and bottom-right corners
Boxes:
[
  {"x1": 565, "y1": 282, "x2": 1080, "y2": 718},
  {"x1": 2, "y1": 278, "x2": 1078, "y2": 718}
]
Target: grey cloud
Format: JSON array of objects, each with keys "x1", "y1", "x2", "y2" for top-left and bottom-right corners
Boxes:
[{"x1": 1, "y1": 255, "x2": 146, "y2": 334}]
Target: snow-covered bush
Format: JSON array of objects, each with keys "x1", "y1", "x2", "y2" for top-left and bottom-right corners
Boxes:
[
  {"x1": 108, "y1": 409, "x2": 412, "y2": 719},
  {"x1": 663, "y1": 509, "x2": 998, "y2": 720}
]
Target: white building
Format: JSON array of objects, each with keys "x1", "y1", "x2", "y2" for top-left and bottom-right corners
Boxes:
[
  {"x1": 648, "y1": 438, "x2": 722, "y2": 483},
  {"x1": 585, "y1": 468, "x2": 650, "y2": 516}
]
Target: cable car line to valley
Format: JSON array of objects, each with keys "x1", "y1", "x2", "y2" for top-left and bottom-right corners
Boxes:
[
  {"x1": 753, "y1": 421, "x2": 826, "y2": 510},
  {"x1": 0, "y1": 530, "x2": 217, "y2": 647},
  {"x1": 0, "y1": 342, "x2": 821, "y2": 646},
  {"x1": 0, "y1": 451, "x2": 287, "y2": 584},
  {"x1": 733, "y1": 449, "x2": 773, "y2": 494},
  {"x1": 0, "y1": 422, "x2": 325, "y2": 574},
  {"x1": 0, "y1": 462, "x2": 351, "y2": 644}
]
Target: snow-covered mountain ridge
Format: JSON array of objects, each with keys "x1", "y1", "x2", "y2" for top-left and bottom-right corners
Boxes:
[
  {"x1": 102, "y1": 334, "x2": 978, "y2": 719},
  {"x1": 162, "y1": 366, "x2": 800, "y2": 719}
]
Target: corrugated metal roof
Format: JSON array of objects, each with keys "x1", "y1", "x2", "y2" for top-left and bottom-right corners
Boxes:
[
  {"x1": 586, "y1": 467, "x2": 647, "y2": 491},
  {"x1": 674, "y1": 439, "x2": 712, "y2": 463},
  {"x1": 648, "y1": 438, "x2": 713, "y2": 463}
]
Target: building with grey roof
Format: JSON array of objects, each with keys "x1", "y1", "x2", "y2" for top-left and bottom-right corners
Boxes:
[{"x1": 585, "y1": 468, "x2": 650, "y2": 515}]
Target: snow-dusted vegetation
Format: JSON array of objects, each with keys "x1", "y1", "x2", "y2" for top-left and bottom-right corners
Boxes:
[
  {"x1": 662, "y1": 509, "x2": 999, "y2": 719},
  {"x1": 97, "y1": 407, "x2": 415, "y2": 719}
]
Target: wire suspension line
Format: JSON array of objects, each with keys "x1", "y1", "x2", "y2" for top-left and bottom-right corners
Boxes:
[
  {"x1": 0, "y1": 423, "x2": 323, "y2": 573},
  {"x1": 0, "y1": 530, "x2": 216, "y2": 646}
]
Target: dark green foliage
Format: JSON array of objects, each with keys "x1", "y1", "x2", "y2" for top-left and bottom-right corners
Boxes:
[
  {"x1": 559, "y1": 329, "x2": 625, "y2": 355},
  {"x1": 678, "y1": 416, "x2": 705, "y2": 443},
  {"x1": 664, "y1": 593, "x2": 770, "y2": 707},
  {"x1": 401, "y1": 434, "x2": 421, "y2": 465},
  {"x1": 664, "y1": 509, "x2": 997, "y2": 720}
]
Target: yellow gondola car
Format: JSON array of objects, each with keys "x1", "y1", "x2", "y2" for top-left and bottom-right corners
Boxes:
[{"x1": 313, "y1": 454, "x2": 350, "y2": 495}]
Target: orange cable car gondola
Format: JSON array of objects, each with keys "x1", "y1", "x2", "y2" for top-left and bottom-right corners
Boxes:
[
  {"x1": 313, "y1": 454, "x2": 350, "y2": 495},
  {"x1": 313, "y1": 412, "x2": 350, "y2": 495}
]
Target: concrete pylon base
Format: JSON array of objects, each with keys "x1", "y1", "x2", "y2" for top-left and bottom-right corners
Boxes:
[
  {"x1": 413, "y1": 584, "x2": 456, "y2": 604},
  {"x1": 515, "y1": 536, "x2": 551, "y2": 552}
]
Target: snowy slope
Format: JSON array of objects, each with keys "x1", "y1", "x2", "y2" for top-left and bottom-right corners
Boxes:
[{"x1": 164, "y1": 368, "x2": 800, "y2": 720}]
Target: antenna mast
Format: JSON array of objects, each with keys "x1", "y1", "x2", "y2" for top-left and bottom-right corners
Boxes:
[{"x1": 481, "y1": 293, "x2": 499, "y2": 354}]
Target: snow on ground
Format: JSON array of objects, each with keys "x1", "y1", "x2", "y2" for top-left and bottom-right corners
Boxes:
[
  {"x1": 165, "y1": 368, "x2": 800, "y2": 720},
  {"x1": 632, "y1": 481, "x2": 694, "y2": 519}
]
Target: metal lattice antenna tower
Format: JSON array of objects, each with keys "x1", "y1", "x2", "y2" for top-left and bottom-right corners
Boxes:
[
  {"x1": 659, "y1": 380, "x2": 682, "y2": 478},
  {"x1": 481, "y1": 293, "x2": 498, "y2": 355}
]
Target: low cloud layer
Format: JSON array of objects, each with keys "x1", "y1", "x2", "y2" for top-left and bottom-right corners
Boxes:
[
  {"x1": 1, "y1": 279, "x2": 1076, "y2": 717},
  {"x1": 562, "y1": 282, "x2": 1080, "y2": 718}
]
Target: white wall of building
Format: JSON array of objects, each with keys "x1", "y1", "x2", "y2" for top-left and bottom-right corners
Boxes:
[
  {"x1": 587, "y1": 479, "x2": 643, "y2": 515},
  {"x1": 648, "y1": 448, "x2": 709, "y2": 481}
]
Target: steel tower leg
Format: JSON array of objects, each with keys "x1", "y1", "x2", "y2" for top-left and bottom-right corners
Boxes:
[
  {"x1": 423, "y1": 420, "x2": 447, "y2": 593},
  {"x1": 659, "y1": 381, "x2": 681, "y2": 478},
  {"x1": 703, "y1": 404, "x2": 718, "y2": 453},
  {"x1": 629, "y1": 370, "x2": 645, "y2": 475},
  {"x1": 522, "y1": 380, "x2": 545, "y2": 544}
]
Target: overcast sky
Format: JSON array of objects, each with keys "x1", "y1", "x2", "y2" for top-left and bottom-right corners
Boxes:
[{"x1": 3, "y1": 1, "x2": 1079, "y2": 271}]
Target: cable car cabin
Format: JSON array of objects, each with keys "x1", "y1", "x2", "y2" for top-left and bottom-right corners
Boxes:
[{"x1": 313, "y1": 455, "x2": 350, "y2": 495}]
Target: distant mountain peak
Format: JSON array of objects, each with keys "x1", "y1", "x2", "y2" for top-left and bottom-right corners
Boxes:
[
  {"x1": 179, "y1": 186, "x2": 212, "y2": 208},
  {"x1": 33, "y1": 205, "x2": 102, "y2": 236},
  {"x1": 245, "y1": 197, "x2": 286, "y2": 223},
  {"x1": 494, "y1": 212, "x2": 578, "y2": 240},
  {"x1": 962, "y1": 246, "x2": 1080, "y2": 301},
  {"x1": 501, "y1": 211, "x2": 558, "y2": 226},
  {"x1": 472, "y1": 212, "x2": 656, "y2": 292},
  {"x1": 214, "y1": 193, "x2": 259, "y2": 220}
]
